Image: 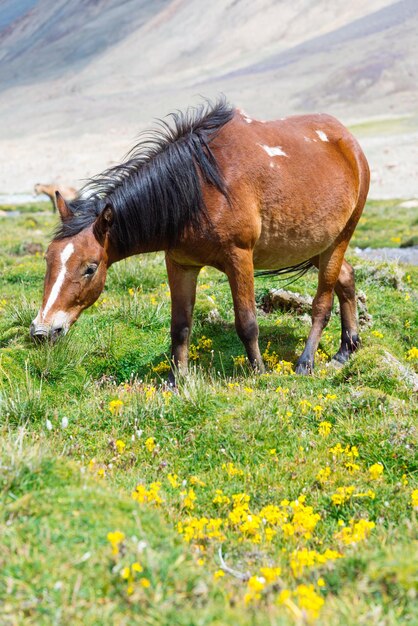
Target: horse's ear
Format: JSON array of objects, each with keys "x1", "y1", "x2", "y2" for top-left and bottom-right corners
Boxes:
[
  {"x1": 93, "y1": 204, "x2": 114, "y2": 245},
  {"x1": 55, "y1": 191, "x2": 71, "y2": 220}
]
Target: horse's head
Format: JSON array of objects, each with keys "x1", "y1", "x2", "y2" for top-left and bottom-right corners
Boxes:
[{"x1": 30, "y1": 192, "x2": 113, "y2": 342}]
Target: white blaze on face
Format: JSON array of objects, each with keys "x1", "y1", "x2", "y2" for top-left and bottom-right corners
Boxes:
[
  {"x1": 42, "y1": 242, "x2": 75, "y2": 319},
  {"x1": 315, "y1": 130, "x2": 329, "y2": 142},
  {"x1": 259, "y1": 143, "x2": 288, "y2": 157}
]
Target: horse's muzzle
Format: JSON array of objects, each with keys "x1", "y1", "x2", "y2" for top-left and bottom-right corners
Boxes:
[{"x1": 30, "y1": 323, "x2": 65, "y2": 343}]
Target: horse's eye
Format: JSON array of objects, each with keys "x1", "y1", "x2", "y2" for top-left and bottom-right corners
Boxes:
[{"x1": 84, "y1": 264, "x2": 98, "y2": 277}]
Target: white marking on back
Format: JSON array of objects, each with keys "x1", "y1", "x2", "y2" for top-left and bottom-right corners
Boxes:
[
  {"x1": 259, "y1": 144, "x2": 288, "y2": 157},
  {"x1": 238, "y1": 108, "x2": 253, "y2": 123},
  {"x1": 315, "y1": 130, "x2": 329, "y2": 142},
  {"x1": 42, "y1": 242, "x2": 74, "y2": 318}
]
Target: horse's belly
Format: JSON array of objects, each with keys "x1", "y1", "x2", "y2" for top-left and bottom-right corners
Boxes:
[{"x1": 252, "y1": 208, "x2": 350, "y2": 269}]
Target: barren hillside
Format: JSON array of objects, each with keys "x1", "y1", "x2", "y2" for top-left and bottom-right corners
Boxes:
[{"x1": 0, "y1": 0, "x2": 417, "y2": 196}]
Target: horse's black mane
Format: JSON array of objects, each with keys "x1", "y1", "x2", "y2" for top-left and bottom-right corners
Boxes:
[{"x1": 55, "y1": 98, "x2": 234, "y2": 251}]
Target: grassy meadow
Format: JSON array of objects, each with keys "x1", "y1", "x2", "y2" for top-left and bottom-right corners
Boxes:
[{"x1": 0, "y1": 199, "x2": 417, "y2": 625}]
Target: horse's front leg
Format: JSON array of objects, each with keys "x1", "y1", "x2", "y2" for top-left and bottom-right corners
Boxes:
[
  {"x1": 225, "y1": 248, "x2": 265, "y2": 373},
  {"x1": 166, "y1": 255, "x2": 201, "y2": 385}
]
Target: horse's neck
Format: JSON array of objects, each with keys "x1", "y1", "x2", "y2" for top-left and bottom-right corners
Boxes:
[{"x1": 107, "y1": 235, "x2": 167, "y2": 265}]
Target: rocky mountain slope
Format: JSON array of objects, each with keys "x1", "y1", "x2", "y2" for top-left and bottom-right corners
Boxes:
[{"x1": 0, "y1": 0, "x2": 417, "y2": 196}]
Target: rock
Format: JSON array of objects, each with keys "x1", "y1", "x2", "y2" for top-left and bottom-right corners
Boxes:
[
  {"x1": 354, "y1": 260, "x2": 405, "y2": 289},
  {"x1": 357, "y1": 290, "x2": 373, "y2": 329},
  {"x1": 261, "y1": 288, "x2": 313, "y2": 314},
  {"x1": 382, "y1": 350, "x2": 418, "y2": 393},
  {"x1": 264, "y1": 288, "x2": 372, "y2": 329},
  {"x1": 22, "y1": 242, "x2": 43, "y2": 255},
  {"x1": 400, "y1": 236, "x2": 418, "y2": 248}
]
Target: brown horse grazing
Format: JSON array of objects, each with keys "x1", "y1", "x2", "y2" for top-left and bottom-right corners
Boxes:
[
  {"x1": 30, "y1": 99, "x2": 369, "y2": 379},
  {"x1": 34, "y1": 183, "x2": 78, "y2": 212}
]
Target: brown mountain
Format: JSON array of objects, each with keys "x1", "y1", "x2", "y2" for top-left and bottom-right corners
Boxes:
[{"x1": 0, "y1": 0, "x2": 417, "y2": 197}]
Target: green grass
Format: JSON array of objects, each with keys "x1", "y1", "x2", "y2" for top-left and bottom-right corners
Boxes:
[
  {"x1": 0, "y1": 202, "x2": 417, "y2": 625},
  {"x1": 348, "y1": 114, "x2": 418, "y2": 138},
  {"x1": 351, "y1": 199, "x2": 418, "y2": 249}
]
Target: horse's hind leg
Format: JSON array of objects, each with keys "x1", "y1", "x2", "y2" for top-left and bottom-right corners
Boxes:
[
  {"x1": 333, "y1": 260, "x2": 360, "y2": 363},
  {"x1": 296, "y1": 244, "x2": 347, "y2": 374}
]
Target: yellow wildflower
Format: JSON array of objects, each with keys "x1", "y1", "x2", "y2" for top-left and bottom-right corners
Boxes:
[
  {"x1": 290, "y1": 548, "x2": 342, "y2": 577},
  {"x1": 295, "y1": 584, "x2": 324, "y2": 620},
  {"x1": 275, "y1": 386, "x2": 289, "y2": 395},
  {"x1": 369, "y1": 463, "x2": 384, "y2": 480},
  {"x1": 152, "y1": 360, "x2": 171, "y2": 374},
  {"x1": 214, "y1": 569, "x2": 225, "y2": 580},
  {"x1": 313, "y1": 405, "x2": 324, "y2": 418},
  {"x1": 115, "y1": 439, "x2": 126, "y2": 454},
  {"x1": 345, "y1": 461, "x2": 360, "y2": 474},
  {"x1": 213, "y1": 490, "x2": 231, "y2": 506},
  {"x1": 353, "y1": 490, "x2": 375, "y2": 500},
  {"x1": 145, "y1": 385, "x2": 156, "y2": 401},
  {"x1": 132, "y1": 481, "x2": 163, "y2": 506},
  {"x1": 140, "y1": 578, "x2": 151, "y2": 588},
  {"x1": 248, "y1": 576, "x2": 266, "y2": 593},
  {"x1": 318, "y1": 421, "x2": 332, "y2": 437},
  {"x1": 107, "y1": 530, "x2": 125, "y2": 555},
  {"x1": 316, "y1": 467, "x2": 331, "y2": 484},
  {"x1": 411, "y1": 489, "x2": 418, "y2": 509},
  {"x1": 259, "y1": 566, "x2": 281, "y2": 583},
  {"x1": 132, "y1": 562, "x2": 143, "y2": 573},
  {"x1": 145, "y1": 437, "x2": 156, "y2": 453},
  {"x1": 190, "y1": 476, "x2": 206, "y2": 487},
  {"x1": 109, "y1": 399, "x2": 124, "y2": 415},
  {"x1": 181, "y1": 488, "x2": 197, "y2": 510},
  {"x1": 371, "y1": 330, "x2": 383, "y2": 338},
  {"x1": 277, "y1": 589, "x2": 292, "y2": 605},
  {"x1": 167, "y1": 473, "x2": 179, "y2": 488},
  {"x1": 331, "y1": 486, "x2": 355, "y2": 505},
  {"x1": 120, "y1": 567, "x2": 131, "y2": 580},
  {"x1": 233, "y1": 355, "x2": 247, "y2": 366},
  {"x1": 334, "y1": 518, "x2": 375, "y2": 545},
  {"x1": 222, "y1": 462, "x2": 244, "y2": 477},
  {"x1": 406, "y1": 347, "x2": 418, "y2": 361},
  {"x1": 330, "y1": 443, "x2": 359, "y2": 458},
  {"x1": 299, "y1": 399, "x2": 312, "y2": 414}
]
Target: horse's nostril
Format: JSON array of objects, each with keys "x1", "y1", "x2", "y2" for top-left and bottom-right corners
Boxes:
[
  {"x1": 51, "y1": 326, "x2": 64, "y2": 341},
  {"x1": 32, "y1": 330, "x2": 48, "y2": 342}
]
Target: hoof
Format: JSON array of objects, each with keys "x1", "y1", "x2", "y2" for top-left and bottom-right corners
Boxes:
[
  {"x1": 329, "y1": 358, "x2": 345, "y2": 370},
  {"x1": 295, "y1": 359, "x2": 314, "y2": 375},
  {"x1": 167, "y1": 371, "x2": 177, "y2": 388},
  {"x1": 332, "y1": 351, "x2": 349, "y2": 365}
]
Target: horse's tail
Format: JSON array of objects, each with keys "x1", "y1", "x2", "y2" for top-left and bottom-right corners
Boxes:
[{"x1": 254, "y1": 259, "x2": 314, "y2": 286}]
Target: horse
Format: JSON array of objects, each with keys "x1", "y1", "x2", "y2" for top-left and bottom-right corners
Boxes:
[
  {"x1": 34, "y1": 183, "x2": 78, "y2": 212},
  {"x1": 30, "y1": 98, "x2": 369, "y2": 381}
]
